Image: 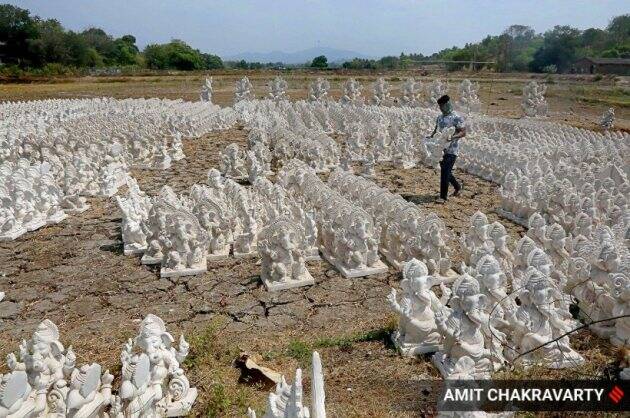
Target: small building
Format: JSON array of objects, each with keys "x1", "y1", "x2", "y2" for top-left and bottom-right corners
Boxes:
[{"x1": 572, "y1": 57, "x2": 630, "y2": 75}]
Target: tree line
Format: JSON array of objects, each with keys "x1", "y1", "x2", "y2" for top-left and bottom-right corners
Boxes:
[
  {"x1": 0, "y1": 4, "x2": 223, "y2": 74},
  {"x1": 1, "y1": 3, "x2": 628, "y2": 75},
  {"x1": 341, "y1": 16, "x2": 629, "y2": 72}
]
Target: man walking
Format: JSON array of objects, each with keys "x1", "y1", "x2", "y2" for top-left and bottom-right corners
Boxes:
[{"x1": 428, "y1": 94, "x2": 466, "y2": 203}]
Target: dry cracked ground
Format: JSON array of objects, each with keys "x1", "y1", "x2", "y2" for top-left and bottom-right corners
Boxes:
[{"x1": 0, "y1": 125, "x2": 618, "y2": 417}]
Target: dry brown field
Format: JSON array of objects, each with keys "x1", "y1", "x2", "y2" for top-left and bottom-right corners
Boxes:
[{"x1": 0, "y1": 71, "x2": 626, "y2": 417}]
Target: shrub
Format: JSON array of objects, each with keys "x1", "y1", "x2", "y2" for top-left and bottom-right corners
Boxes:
[
  {"x1": 38, "y1": 63, "x2": 72, "y2": 76},
  {"x1": 311, "y1": 55, "x2": 328, "y2": 68},
  {"x1": 0, "y1": 64, "x2": 24, "y2": 77}
]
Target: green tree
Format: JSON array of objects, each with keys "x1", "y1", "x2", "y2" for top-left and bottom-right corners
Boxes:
[
  {"x1": 581, "y1": 28, "x2": 608, "y2": 50},
  {"x1": 64, "y1": 30, "x2": 94, "y2": 67},
  {"x1": 501, "y1": 25, "x2": 539, "y2": 71},
  {"x1": 143, "y1": 40, "x2": 205, "y2": 70},
  {"x1": 0, "y1": 4, "x2": 40, "y2": 65},
  {"x1": 234, "y1": 59, "x2": 248, "y2": 69},
  {"x1": 601, "y1": 49, "x2": 620, "y2": 58},
  {"x1": 29, "y1": 19, "x2": 70, "y2": 66},
  {"x1": 111, "y1": 35, "x2": 139, "y2": 66},
  {"x1": 530, "y1": 25, "x2": 581, "y2": 72},
  {"x1": 143, "y1": 44, "x2": 168, "y2": 69},
  {"x1": 30, "y1": 20, "x2": 97, "y2": 68},
  {"x1": 607, "y1": 14, "x2": 630, "y2": 43},
  {"x1": 202, "y1": 53, "x2": 223, "y2": 69},
  {"x1": 378, "y1": 55, "x2": 399, "y2": 69},
  {"x1": 80, "y1": 28, "x2": 116, "y2": 62},
  {"x1": 342, "y1": 58, "x2": 376, "y2": 69},
  {"x1": 310, "y1": 55, "x2": 328, "y2": 68}
]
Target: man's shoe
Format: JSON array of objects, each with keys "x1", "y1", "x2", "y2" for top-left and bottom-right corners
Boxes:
[
  {"x1": 453, "y1": 181, "x2": 464, "y2": 197},
  {"x1": 436, "y1": 197, "x2": 447, "y2": 204}
]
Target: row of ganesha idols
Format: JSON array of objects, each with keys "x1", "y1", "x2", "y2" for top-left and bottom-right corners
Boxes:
[
  {"x1": 236, "y1": 97, "x2": 438, "y2": 177},
  {"x1": 230, "y1": 75, "x2": 482, "y2": 114},
  {"x1": 0, "y1": 305, "x2": 330, "y2": 418},
  {"x1": 3, "y1": 98, "x2": 229, "y2": 175},
  {"x1": 278, "y1": 160, "x2": 387, "y2": 279},
  {"x1": 0, "y1": 97, "x2": 238, "y2": 242},
  {"x1": 327, "y1": 168, "x2": 454, "y2": 279},
  {"x1": 0, "y1": 149, "x2": 127, "y2": 242},
  {"x1": 0, "y1": 160, "x2": 68, "y2": 241},
  {"x1": 118, "y1": 173, "x2": 258, "y2": 279},
  {"x1": 498, "y1": 162, "x2": 628, "y2": 232},
  {"x1": 388, "y1": 209, "x2": 629, "y2": 379},
  {"x1": 221, "y1": 159, "x2": 456, "y2": 291},
  {"x1": 0, "y1": 314, "x2": 197, "y2": 417},
  {"x1": 232, "y1": 76, "x2": 296, "y2": 105},
  {"x1": 464, "y1": 210, "x2": 628, "y2": 346},
  {"x1": 389, "y1": 257, "x2": 589, "y2": 379},
  {"x1": 457, "y1": 107, "x2": 626, "y2": 189},
  {"x1": 5, "y1": 98, "x2": 229, "y2": 174},
  {"x1": 219, "y1": 142, "x2": 272, "y2": 183},
  {"x1": 342, "y1": 119, "x2": 420, "y2": 172},
  {"x1": 260, "y1": 124, "x2": 339, "y2": 175},
  {"x1": 117, "y1": 171, "x2": 320, "y2": 290}
]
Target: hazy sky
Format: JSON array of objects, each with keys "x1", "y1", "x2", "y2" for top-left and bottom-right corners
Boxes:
[{"x1": 9, "y1": 1, "x2": 630, "y2": 57}]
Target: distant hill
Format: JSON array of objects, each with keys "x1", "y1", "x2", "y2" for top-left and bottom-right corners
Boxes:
[{"x1": 224, "y1": 47, "x2": 374, "y2": 65}]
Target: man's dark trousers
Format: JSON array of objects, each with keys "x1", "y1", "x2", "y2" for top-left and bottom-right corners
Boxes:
[{"x1": 439, "y1": 152, "x2": 460, "y2": 200}]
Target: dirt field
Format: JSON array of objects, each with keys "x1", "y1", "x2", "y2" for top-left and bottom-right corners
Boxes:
[
  {"x1": 0, "y1": 74, "x2": 623, "y2": 417},
  {"x1": 1, "y1": 70, "x2": 629, "y2": 131}
]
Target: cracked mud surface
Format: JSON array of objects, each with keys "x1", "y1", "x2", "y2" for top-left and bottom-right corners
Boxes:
[{"x1": 0, "y1": 125, "x2": 614, "y2": 417}]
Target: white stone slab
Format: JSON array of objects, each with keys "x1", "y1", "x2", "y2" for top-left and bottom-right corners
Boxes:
[
  {"x1": 263, "y1": 270, "x2": 315, "y2": 291},
  {"x1": 496, "y1": 208, "x2": 528, "y2": 227},
  {"x1": 64, "y1": 204, "x2": 91, "y2": 214},
  {"x1": 233, "y1": 238, "x2": 257, "y2": 256},
  {"x1": 24, "y1": 218, "x2": 46, "y2": 232},
  {"x1": 141, "y1": 254, "x2": 162, "y2": 265},
  {"x1": 46, "y1": 211, "x2": 68, "y2": 224},
  {"x1": 321, "y1": 248, "x2": 388, "y2": 278},
  {"x1": 124, "y1": 245, "x2": 146, "y2": 256},
  {"x1": 99, "y1": 189, "x2": 118, "y2": 198},
  {"x1": 304, "y1": 247, "x2": 321, "y2": 261},
  {"x1": 233, "y1": 250, "x2": 258, "y2": 259},
  {"x1": 160, "y1": 264, "x2": 207, "y2": 278},
  {"x1": 225, "y1": 175, "x2": 248, "y2": 182},
  {"x1": 379, "y1": 249, "x2": 403, "y2": 270},
  {"x1": 0, "y1": 227, "x2": 27, "y2": 241},
  {"x1": 207, "y1": 249, "x2": 230, "y2": 262},
  {"x1": 391, "y1": 330, "x2": 442, "y2": 356}
]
